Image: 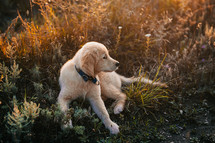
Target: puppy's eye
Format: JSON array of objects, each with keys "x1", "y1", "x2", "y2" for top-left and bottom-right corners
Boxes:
[{"x1": 103, "y1": 55, "x2": 107, "y2": 59}]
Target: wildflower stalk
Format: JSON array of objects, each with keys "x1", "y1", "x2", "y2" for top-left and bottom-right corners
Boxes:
[
  {"x1": 115, "y1": 26, "x2": 122, "y2": 55},
  {"x1": 145, "y1": 34, "x2": 151, "y2": 56}
]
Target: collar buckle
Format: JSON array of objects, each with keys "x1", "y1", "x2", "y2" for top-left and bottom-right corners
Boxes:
[{"x1": 82, "y1": 75, "x2": 89, "y2": 82}]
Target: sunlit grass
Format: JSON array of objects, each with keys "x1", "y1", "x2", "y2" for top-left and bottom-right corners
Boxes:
[
  {"x1": 0, "y1": 0, "x2": 208, "y2": 60},
  {"x1": 126, "y1": 55, "x2": 170, "y2": 110}
]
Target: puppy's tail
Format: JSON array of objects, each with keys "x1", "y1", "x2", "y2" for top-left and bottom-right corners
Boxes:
[{"x1": 119, "y1": 74, "x2": 168, "y2": 87}]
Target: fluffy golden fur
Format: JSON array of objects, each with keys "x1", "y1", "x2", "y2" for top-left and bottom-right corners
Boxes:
[{"x1": 58, "y1": 41, "x2": 167, "y2": 134}]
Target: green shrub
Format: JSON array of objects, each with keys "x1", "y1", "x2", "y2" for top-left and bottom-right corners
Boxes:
[
  {"x1": 0, "y1": 61, "x2": 22, "y2": 94},
  {"x1": 6, "y1": 97, "x2": 40, "y2": 142}
]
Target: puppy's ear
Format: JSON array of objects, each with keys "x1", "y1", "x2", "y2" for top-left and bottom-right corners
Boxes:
[{"x1": 80, "y1": 53, "x2": 95, "y2": 77}]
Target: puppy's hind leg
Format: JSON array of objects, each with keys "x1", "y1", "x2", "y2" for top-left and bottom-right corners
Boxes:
[{"x1": 102, "y1": 85, "x2": 126, "y2": 114}]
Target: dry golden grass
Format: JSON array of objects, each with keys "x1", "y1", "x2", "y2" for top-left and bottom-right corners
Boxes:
[{"x1": 0, "y1": 0, "x2": 209, "y2": 59}]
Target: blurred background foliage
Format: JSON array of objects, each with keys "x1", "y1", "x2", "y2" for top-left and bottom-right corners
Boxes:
[{"x1": 0, "y1": 0, "x2": 32, "y2": 32}]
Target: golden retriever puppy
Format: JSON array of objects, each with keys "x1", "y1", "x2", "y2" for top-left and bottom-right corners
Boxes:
[{"x1": 58, "y1": 42, "x2": 167, "y2": 134}]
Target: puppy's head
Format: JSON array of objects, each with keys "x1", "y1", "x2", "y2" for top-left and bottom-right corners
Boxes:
[{"x1": 80, "y1": 42, "x2": 119, "y2": 77}]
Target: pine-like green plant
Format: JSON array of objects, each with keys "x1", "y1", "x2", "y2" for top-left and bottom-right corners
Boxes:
[
  {"x1": 0, "y1": 61, "x2": 22, "y2": 94},
  {"x1": 33, "y1": 82, "x2": 43, "y2": 95},
  {"x1": 30, "y1": 65, "x2": 41, "y2": 80},
  {"x1": 40, "y1": 104, "x2": 64, "y2": 121},
  {"x1": 21, "y1": 101, "x2": 40, "y2": 123},
  {"x1": 6, "y1": 97, "x2": 40, "y2": 142},
  {"x1": 1, "y1": 75, "x2": 17, "y2": 93},
  {"x1": 9, "y1": 61, "x2": 22, "y2": 83}
]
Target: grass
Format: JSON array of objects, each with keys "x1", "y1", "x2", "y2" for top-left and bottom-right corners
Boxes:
[
  {"x1": 0, "y1": 0, "x2": 215, "y2": 142},
  {"x1": 126, "y1": 56, "x2": 170, "y2": 109}
]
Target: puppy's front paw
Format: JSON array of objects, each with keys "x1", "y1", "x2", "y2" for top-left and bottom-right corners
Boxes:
[
  {"x1": 107, "y1": 121, "x2": 119, "y2": 134},
  {"x1": 114, "y1": 104, "x2": 124, "y2": 114}
]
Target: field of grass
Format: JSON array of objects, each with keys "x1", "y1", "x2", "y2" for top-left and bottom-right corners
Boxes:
[{"x1": 0, "y1": 0, "x2": 215, "y2": 142}]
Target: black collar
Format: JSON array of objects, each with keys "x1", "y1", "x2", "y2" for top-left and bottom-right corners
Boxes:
[{"x1": 75, "y1": 65, "x2": 99, "y2": 85}]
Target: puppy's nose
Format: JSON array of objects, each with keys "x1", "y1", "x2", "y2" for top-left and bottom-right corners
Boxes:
[{"x1": 115, "y1": 62, "x2": 120, "y2": 67}]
